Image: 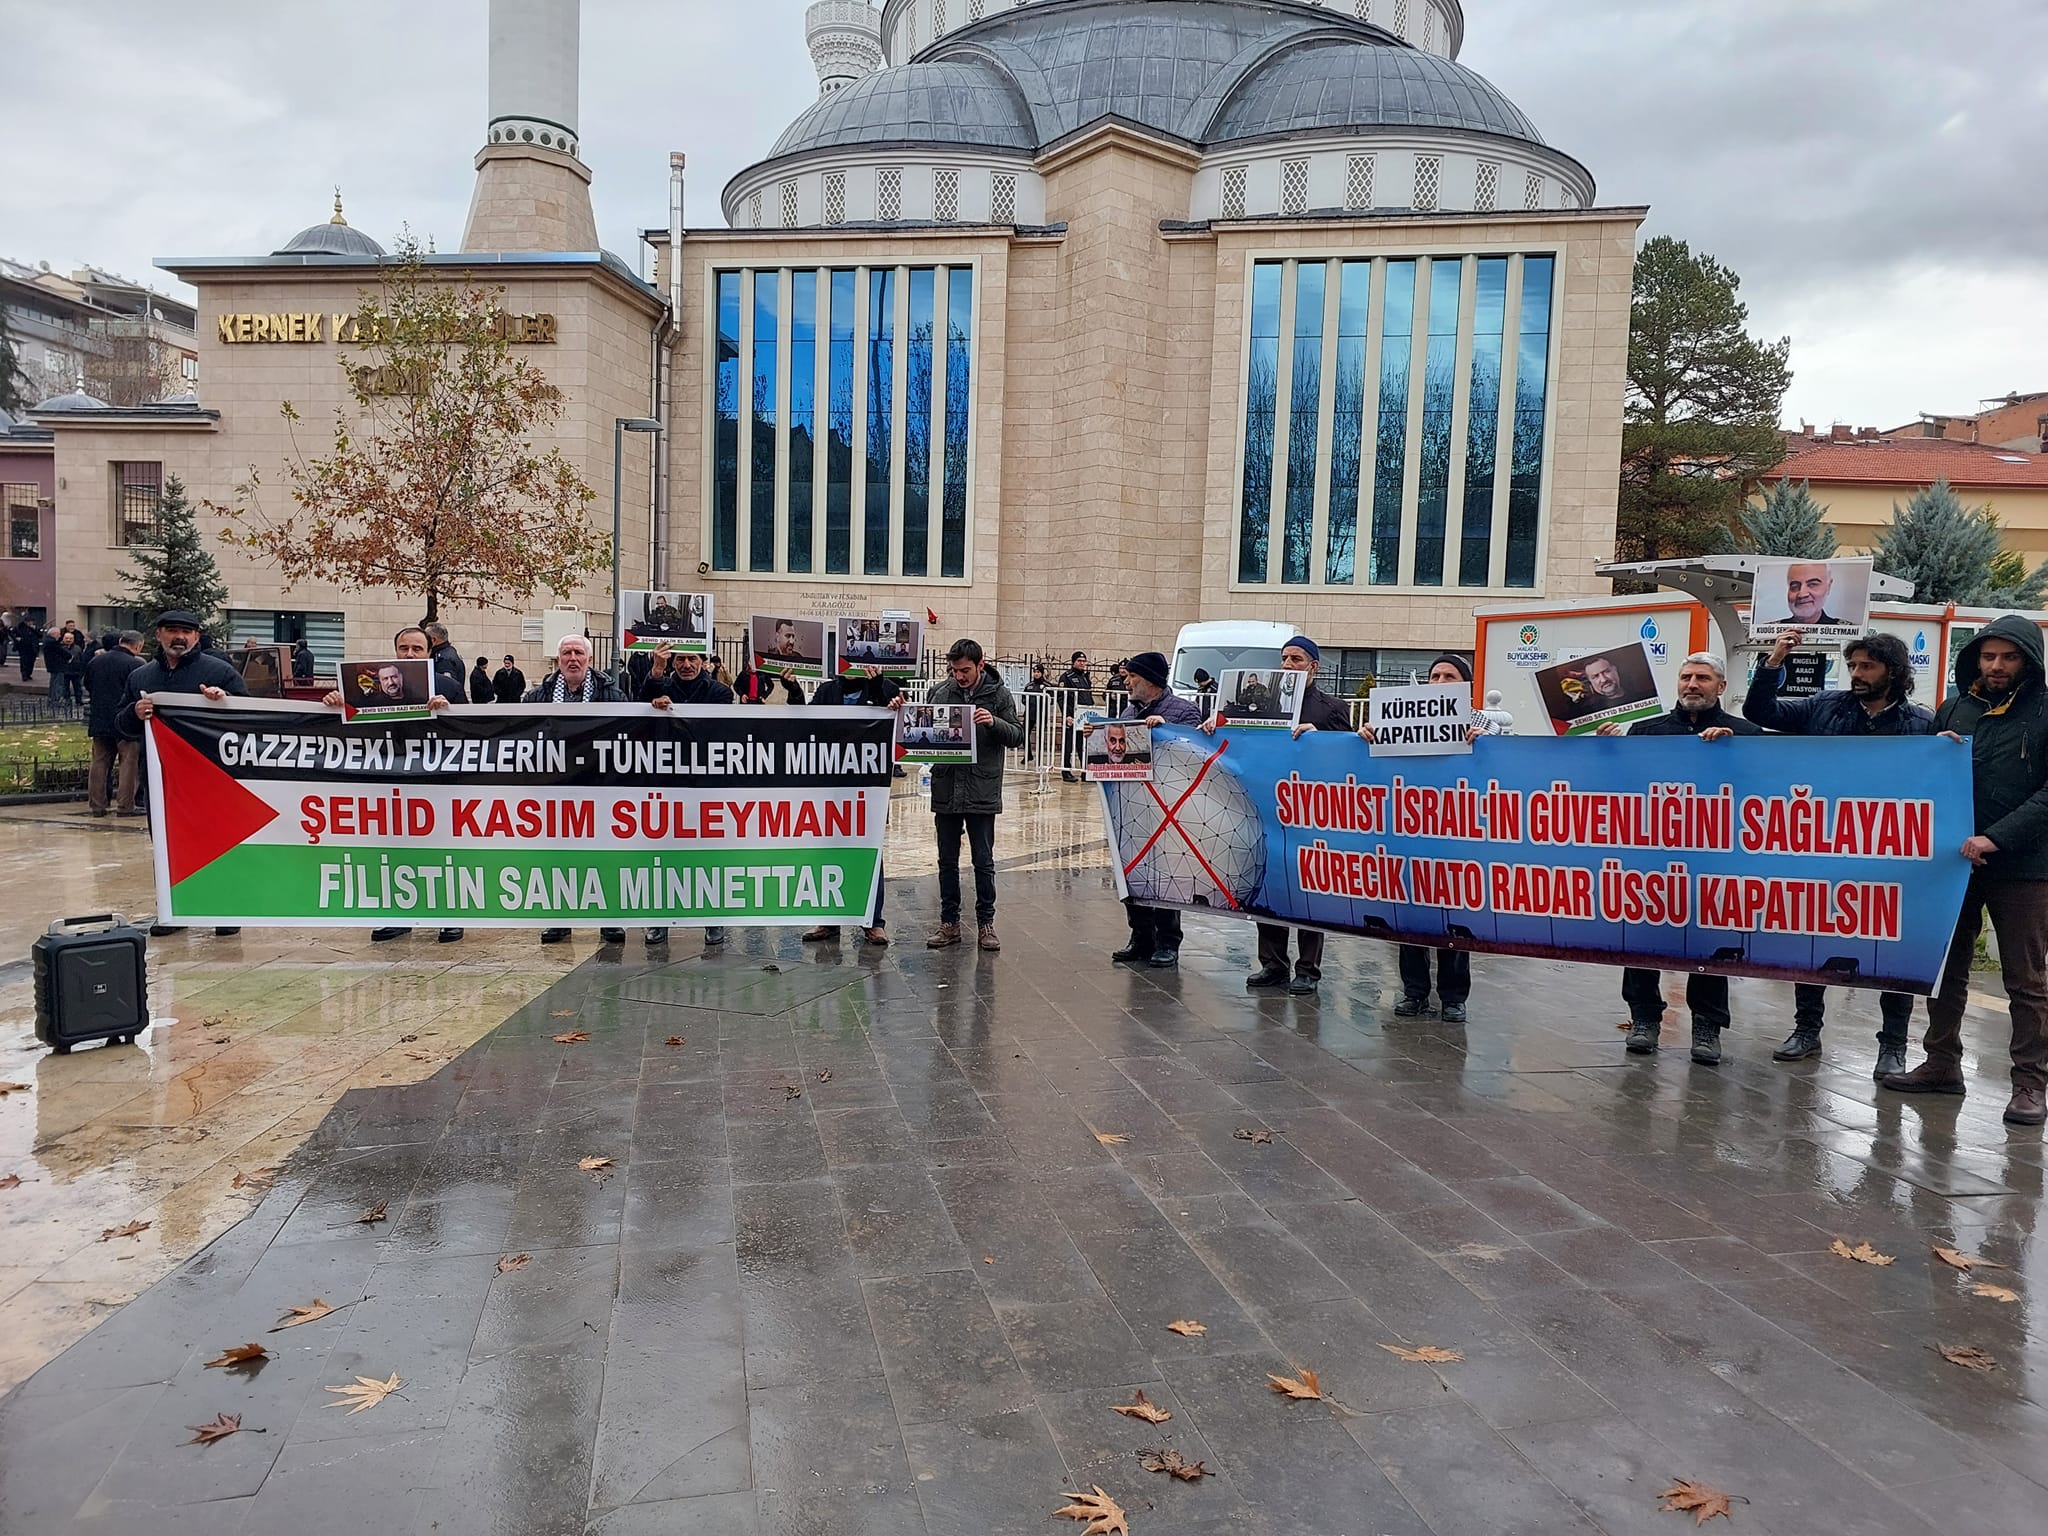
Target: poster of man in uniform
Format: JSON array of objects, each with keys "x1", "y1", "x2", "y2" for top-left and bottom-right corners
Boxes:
[
  {"x1": 751, "y1": 614, "x2": 827, "y2": 680},
  {"x1": 836, "y1": 616, "x2": 923, "y2": 678},
  {"x1": 620, "y1": 591, "x2": 711, "y2": 654},
  {"x1": 1217, "y1": 668, "x2": 1304, "y2": 729},
  {"x1": 1084, "y1": 719, "x2": 1153, "y2": 781},
  {"x1": 337, "y1": 657, "x2": 434, "y2": 722},
  {"x1": 896, "y1": 703, "x2": 976, "y2": 764},
  {"x1": 1748, "y1": 557, "x2": 1873, "y2": 643},
  {"x1": 1534, "y1": 642, "x2": 1662, "y2": 736}
]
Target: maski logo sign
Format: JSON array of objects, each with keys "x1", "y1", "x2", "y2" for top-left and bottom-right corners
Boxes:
[
  {"x1": 1639, "y1": 617, "x2": 1668, "y2": 661},
  {"x1": 1911, "y1": 629, "x2": 1933, "y2": 670}
]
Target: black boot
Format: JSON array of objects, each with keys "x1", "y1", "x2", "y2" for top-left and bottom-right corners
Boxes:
[
  {"x1": 1691, "y1": 1022, "x2": 1723, "y2": 1066},
  {"x1": 1772, "y1": 1028, "x2": 1821, "y2": 1061},
  {"x1": 1872, "y1": 1047, "x2": 1908, "y2": 1081},
  {"x1": 1245, "y1": 967, "x2": 1290, "y2": 991},
  {"x1": 1625, "y1": 1020, "x2": 1660, "y2": 1054},
  {"x1": 1110, "y1": 944, "x2": 1146, "y2": 963}
]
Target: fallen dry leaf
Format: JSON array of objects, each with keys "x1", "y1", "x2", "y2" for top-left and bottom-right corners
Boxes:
[
  {"x1": 1110, "y1": 1389, "x2": 1171, "y2": 1424},
  {"x1": 1233, "y1": 1127, "x2": 1274, "y2": 1144},
  {"x1": 1934, "y1": 1246, "x2": 2007, "y2": 1273},
  {"x1": 0, "y1": 1173, "x2": 21, "y2": 1190},
  {"x1": 664, "y1": 1036, "x2": 685, "y2": 1047},
  {"x1": 186, "y1": 1412, "x2": 244, "y2": 1446},
  {"x1": 552, "y1": 1030, "x2": 590, "y2": 1045},
  {"x1": 983, "y1": 1255, "x2": 995, "y2": 1265},
  {"x1": 397, "y1": 1032, "x2": 419, "y2": 1043},
  {"x1": 1935, "y1": 1343, "x2": 1999, "y2": 1373},
  {"x1": 1139, "y1": 1447, "x2": 1208, "y2": 1482},
  {"x1": 204, "y1": 1343, "x2": 271, "y2": 1371},
  {"x1": 1052, "y1": 1487, "x2": 1129, "y2": 1536},
  {"x1": 99, "y1": 1220, "x2": 150, "y2": 1242},
  {"x1": 356, "y1": 1201, "x2": 388, "y2": 1225},
  {"x1": 1830, "y1": 1238, "x2": 1894, "y2": 1267},
  {"x1": 231, "y1": 1168, "x2": 278, "y2": 1191},
  {"x1": 270, "y1": 1298, "x2": 336, "y2": 1332},
  {"x1": 1268, "y1": 1367, "x2": 1324, "y2": 1400},
  {"x1": 550, "y1": 1009, "x2": 577, "y2": 1018},
  {"x1": 784, "y1": 1085, "x2": 803, "y2": 1101},
  {"x1": 325, "y1": 1371, "x2": 402, "y2": 1414},
  {"x1": 405, "y1": 1051, "x2": 435, "y2": 1062},
  {"x1": 1380, "y1": 1344, "x2": 1463, "y2": 1364},
  {"x1": 1095, "y1": 1132, "x2": 1130, "y2": 1145},
  {"x1": 1165, "y1": 1319, "x2": 1207, "y2": 1337},
  {"x1": 497, "y1": 1253, "x2": 532, "y2": 1273},
  {"x1": 577, "y1": 1156, "x2": 615, "y2": 1175},
  {"x1": 0, "y1": 1081, "x2": 32, "y2": 1096},
  {"x1": 816, "y1": 1070, "x2": 833, "y2": 1082},
  {"x1": 1970, "y1": 1283, "x2": 2020, "y2": 1303},
  {"x1": 1658, "y1": 1478, "x2": 1735, "y2": 1525},
  {"x1": 206, "y1": 1037, "x2": 231, "y2": 1046}
]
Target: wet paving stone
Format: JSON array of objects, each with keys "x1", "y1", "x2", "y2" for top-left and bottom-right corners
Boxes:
[{"x1": 6, "y1": 872, "x2": 2047, "y2": 1533}]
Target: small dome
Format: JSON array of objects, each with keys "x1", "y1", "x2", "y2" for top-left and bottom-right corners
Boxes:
[
  {"x1": 1208, "y1": 39, "x2": 1544, "y2": 145},
  {"x1": 274, "y1": 192, "x2": 386, "y2": 258},
  {"x1": 158, "y1": 391, "x2": 200, "y2": 406},
  {"x1": 771, "y1": 59, "x2": 1036, "y2": 156},
  {"x1": 34, "y1": 389, "x2": 110, "y2": 411}
]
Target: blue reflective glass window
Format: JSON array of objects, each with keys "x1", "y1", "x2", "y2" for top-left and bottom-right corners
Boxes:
[
  {"x1": 1325, "y1": 260, "x2": 1370, "y2": 585},
  {"x1": 825, "y1": 270, "x2": 855, "y2": 575},
  {"x1": 1412, "y1": 258, "x2": 1462, "y2": 588},
  {"x1": 1507, "y1": 256, "x2": 1554, "y2": 589},
  {"x1": 1369, "y1": 260, "x2": 1415, "y2": 585},
  {"x1": 1280, "y1": 261, "x2": 1325, "y2": 585},
  {"x1": 1238, "y1": 262, "x2": 1282, "y2": 583},
  {"x1": 901, "y1": 268, "x2": 934, "y2": 577},
  {"x1": 941, "y1": 267, "x2": 972, "y2": 578},
  {"x1": 787, "y1": 271, "x2": 817, "y2": 573},
  {"x1": 749, "y1": 270, "x2": 778, "y2": 573},
  {"x1": 864, "y1": 268, "x2": 895, "y2": 576},
  {"x1": 1459, "y1": 257, "x2": 1509, "y2": 587},
  {"x1": 711, "y1": 272, "x2": 741, "y2": 571}
]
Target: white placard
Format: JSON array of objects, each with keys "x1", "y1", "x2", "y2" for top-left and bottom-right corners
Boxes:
[{"x1": 1367, "y1": 682, "x2": 1474, "y2": 756}]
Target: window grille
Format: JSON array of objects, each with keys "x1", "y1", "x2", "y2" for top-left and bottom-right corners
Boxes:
[
  {"x1": 933, "y1": 0, "x2": 947, "y2": 30},
  {"x1": 1280, "y1": 159, "x2": 1309, "y2": 215},
  {"x1": 933, "y1": 167, "x2": 959, "y2": 221},
  {"x1": 1220, "y1": 164, "x2": 1247, "y2": 219},
  {"x1": 990, "y1": 172, "x2": 1017, "y2": 223},
  {"x1": 747, "y1": 189, "x2": 762, "y2": 226},
  {"x1": 1393, "y1": 0, "x2": 1409, "y2": 35},
  {"x1": 4, "y1": 487, "x2": 39, "y2": 560},
  {"x1": 1412, "y1": 154, "x2": 1441, "y2": 212},
  {"x1": 907, "y1": 9, "x2": 917, "y2": 50},
  {"x1": 780, "y1": 180, "x2": 799, "y2": 226},
  {"x1": 1424, "y1": 6, "x2": 1435, "y2": 49},
  {"x1": 1474, "y1": 160, "x2": 1499, "y2": 213},
  {"x1": 1344, "y1": 153, "x2": 1375, "y2": 210},
  {"x1": 1561, "y1": 186, "x2": 1581, "y2": 210},
  {"x1": 112, "y1": 461, "x2": 161, "y2": 547},
  {"x1": 876, "y1": 166, "x2": 902, "y2": 220},
  {"x1": 824, "y1": 171, "x2": 846, "y2": 224},
  {"x1": 1354, "y1": 0, "x2": 1371, "y2": 15},
  {"x1": 1523, "y1": 171, "x2": 1544, "y2": 210},
  {"x1": 970, "y1": 0, "x2": 986, "y2": 17}
]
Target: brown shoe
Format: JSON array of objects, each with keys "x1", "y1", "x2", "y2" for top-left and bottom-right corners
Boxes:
[
  {"x1": 801, "y1": 925, "x2": 838, "y2": 942},
  {"x1": 978, "y1": 924, "x2": 1001, "y2": 952},
  {"x1": 1880, "y1": 1059, "x2": 1967, "y2": 1096},
  {"x1": 2005, "y1": 1086, "x2": 2047, "y2": 1126},
  {"x1": 927, "y1": 923, "x2": 961, "y2": 949},
  {"x1": 862, "y1": 926, "x2": 889, "y2": 947}
]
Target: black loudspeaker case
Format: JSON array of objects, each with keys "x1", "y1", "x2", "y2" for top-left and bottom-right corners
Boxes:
[{"x1": 34, "y1": 914, "x2": 149, "y2": 1053}]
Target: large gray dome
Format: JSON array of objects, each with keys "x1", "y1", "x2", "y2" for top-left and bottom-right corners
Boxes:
[
  {"x1": 274, "y1": 197, "x2": 386, "y2": 258},
  {"x1": 1207, "y1": 35, "x2": 1545, "y2": 145},
  {"x1": 772, "y1": 60, "x2": 1037, "y2": 156}
]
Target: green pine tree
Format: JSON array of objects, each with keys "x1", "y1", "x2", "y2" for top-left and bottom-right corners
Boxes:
[
  {"x1": 111, "y1": 474, "x2": 230, "y2": 636},
  {"x1": 1731, "y1": 479, "x2": 1836, "y2": 558},
  {"x1": 1873, "y1": 478, "x2": 2048, "y2": 608}
]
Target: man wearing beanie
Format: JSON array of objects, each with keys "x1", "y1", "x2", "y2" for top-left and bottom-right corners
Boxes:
[
  {"x1": 1086, "y1": 651, "x2": 1205, "y2": 967},
  {"x1": 1057, "y1": 649, "x2": 1096, "y2": 782},
  {"x1": 1207, "y1": 634, "x2": 1349, "y2": 994}
]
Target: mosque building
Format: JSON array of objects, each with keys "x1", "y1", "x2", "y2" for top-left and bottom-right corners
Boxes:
[{"x1": 29, "y1": 0, "x2": 1641, "y2": 674}]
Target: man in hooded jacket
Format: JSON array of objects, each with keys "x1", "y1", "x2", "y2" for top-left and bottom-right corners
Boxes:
[{"x1": 1883, "y1": 615, "x2": 2048, "y2": 1125}]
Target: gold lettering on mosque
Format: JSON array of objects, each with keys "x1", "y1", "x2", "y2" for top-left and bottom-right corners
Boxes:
[{"x1": 215, "y1": 311, "x2": 557, "y2": 345}]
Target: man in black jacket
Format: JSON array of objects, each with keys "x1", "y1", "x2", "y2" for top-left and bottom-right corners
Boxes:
[
  {"x1": 922, "y1": 638, "x2": 1024, "y2": 950},
  {"x1": 1744, "y1": 629, "x2": 1934, "y2": 1076},
  {"x1": 1601, "y1": 653, "x2": 1760, "y2": 1064},
  {"x1": 422, "y1": 622, "x2": 467, "y2": 704},
  {"x1": 524, "y1": 634, "x2": 630, "y2": 946},
  {"x1": 804, "y1": 664, "x2": 902, "y2": 947},
  {"x1": 493, "y1": 654, "x2": 527, "y2": 703},
  {"x1": 1057, "y1": 650, "x2": 1095, "y2": 782},
  {"x1": 1883, "y1": 615, "x2": 2048, "y2": 1125},
  {"x1": 86, "y1": 629, "x2": 144, "y2": 815}
]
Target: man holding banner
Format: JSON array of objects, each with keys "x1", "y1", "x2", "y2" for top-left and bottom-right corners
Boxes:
[
  {"x1": 525, "y1": 634, "x2": 631, "y2": 947},
  {"x1": 1600, "y1": 653, "x2": 1760, "y2": 1064},
  {"x1": 1085, "y1": 650, "x2": 1204, "y2": 968},
  {"x1": 923, "y1": 639, "x2": 1023, "y2": 952}
]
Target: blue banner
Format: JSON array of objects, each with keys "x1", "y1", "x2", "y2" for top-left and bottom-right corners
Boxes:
[{"x1": 1103, "y1": 726, "x2": 1976, "y2": 993}]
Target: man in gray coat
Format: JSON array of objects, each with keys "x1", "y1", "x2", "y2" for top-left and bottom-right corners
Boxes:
[{"x1": 922, "y1": 638, "x2": 1023, "y2": 951}]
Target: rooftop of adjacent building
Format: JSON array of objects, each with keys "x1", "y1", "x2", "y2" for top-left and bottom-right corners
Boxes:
[
  {"x1": 1771, "y1": 428, "x2": 2048, "y2": 489},
  {"x1": 0, "y1": 257, "x2": 197, "y2": 332}
]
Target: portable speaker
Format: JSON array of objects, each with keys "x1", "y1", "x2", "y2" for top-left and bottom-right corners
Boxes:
[{"x1": 33, "y1": 914, "x2": 149, "y2": 1054}]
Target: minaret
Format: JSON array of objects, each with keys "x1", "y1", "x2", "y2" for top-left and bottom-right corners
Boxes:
[
  {"x1": 461, "y1": 0, "x2": 599, "y2": 252},
  {"x1": 805, "y1": 1, "x2": 883, "y2": 98}
]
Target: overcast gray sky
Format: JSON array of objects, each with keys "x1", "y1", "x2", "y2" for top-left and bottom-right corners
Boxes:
[{"x1": 6, "y1": 0, "x2": 2043, "y2": 429}]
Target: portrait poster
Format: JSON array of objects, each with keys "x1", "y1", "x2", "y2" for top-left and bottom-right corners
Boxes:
[
  {"x1": 896, "y1": 702, "x2": 976, "y2": 765},
  {"x1": 336, "y1": 658, "x2": 434, "y2": 723},
  {"x1": 1748, "y1": 558, "x2": 1874, "y2": 643},
  {"x1": 750, "y1": 614, "x2": 828, "y2": 681},
  {"x1": 1218, "y1": 668, "x2": 1304, "y2": 730},
  {"x1": 1533, "y1": 642, "x2": 1662, "y2": 737},
  {"x1": 231, "y1": 644, "x2": 292, "y2": 699},
  {"x1": 620, "y1": 591, "x2": 712, "y2": 654},
  {"x1": 1084, "y1": 719, "x2": 1153, "y2": 781},
  {"x1": 1368, "y1": 682, "x2": 1474, "y2": 757},
  {"x1": 836, "y1": 616, "x2": 923, "y2": 678}
]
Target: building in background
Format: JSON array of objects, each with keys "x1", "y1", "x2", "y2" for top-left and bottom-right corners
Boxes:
[
  {"x1": 1882, "y1": 391, "x2": 2048, "y2": 455},
  {"x1": 0, "y1": 407, "x2": 55, "y2": 623},
  {"x1": 1, "y1": 259, "x2": 198, "y2": 408}
]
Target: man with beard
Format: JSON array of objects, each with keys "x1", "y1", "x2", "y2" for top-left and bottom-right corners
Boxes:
[
  {"x1": 1599, "y1": 653, "x2": 1760, "y2": 1064},
  {"x1": 1783, "y1": 562, "x2": 1845, "y2": 628},
  {"x1": 1744, "y1": 629, "x2": 1933, "y2": 1077},
  {"x1": 1884, "y1": 617, "x2": 2048, "y2": 1125},
  {"x1": 523, "y1": 635, "x2": 631, "y2": 948},
  {"x1": 121, "y1": 609, "x2": 249, "y2": 937},
  {"x1": 637, "y1": 641, "x2": 737, "y2": 950},
  {"x1": 493, "y1": 653, "x2": 527, "y2": 703},
  {"x1": 803, "y1": 662, "x2": 902, "y2": 948}
]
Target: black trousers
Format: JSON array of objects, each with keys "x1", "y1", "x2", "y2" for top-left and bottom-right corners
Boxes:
[
  {"x1": 1124, "y1": 899, "x2": 1182, "y2": 954},
  {"x1": 1790, "y1": 984, "x2": 1912, "y2": 1048},
  {"x1": 935, "y1": 813, "x2": 997, "y2": 926},
  {"x1": 1622, "y1": 968, "x2": 1729, "y2": 1030},
  {"x1": 1256, "y1": 923, "x2": 1323, "y2": 980},
  {"x1": 1923, "y1": 875, "x2": 2048, "y2": 1091},
  {"x1": 1397, "y1": 945, "x2": 1469, "y2": 1006}
]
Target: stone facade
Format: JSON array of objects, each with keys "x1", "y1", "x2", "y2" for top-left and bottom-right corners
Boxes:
[{"x1": 461, "y1": 143, "x2": 600, "y2": 255}]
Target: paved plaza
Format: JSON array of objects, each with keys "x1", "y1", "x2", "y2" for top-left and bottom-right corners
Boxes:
[{"x1": 1, "y1": 802, "x2": 2045, "y2": 1534}]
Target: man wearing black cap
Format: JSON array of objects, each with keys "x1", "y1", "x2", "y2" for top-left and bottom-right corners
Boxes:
[
  {"x1": 1084, "y1": 651, "x2": 1205, "y2": 967},
  {"x1": 121, "y1": 609, "x2": 249, "y2": 937},
  {"x1": 1057, "y1": 650, "x2": 1095, "y2": 782},
  {"x1": 1206, "y1": 634, "x2": 1349, "y2": 994},
  {"x1": 493, "y1": 653, "x2": 527, "y2": 703}
]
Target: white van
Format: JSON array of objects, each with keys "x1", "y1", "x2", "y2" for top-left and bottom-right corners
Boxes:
[{"x1": 1170, "y1": 621, "x2": 1297, "y2": 696}]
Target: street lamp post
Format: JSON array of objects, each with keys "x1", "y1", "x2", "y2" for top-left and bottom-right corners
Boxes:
[{"x1": 612, "y1": 416, "x2": 662, "y2": 667}]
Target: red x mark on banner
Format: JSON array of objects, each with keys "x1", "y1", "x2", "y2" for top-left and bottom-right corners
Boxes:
[{"x1": 1120, "y1": 738, "x2": 1242, "y2": 910}]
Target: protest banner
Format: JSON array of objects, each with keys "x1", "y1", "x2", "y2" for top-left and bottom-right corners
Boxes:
[
  {"x1": 1367, "y1": 683, "x2": 1473, "y2": 757},
  {"x1": 1218, "y1": 668, "x2": 1303, "y2": 730},
  {"x1": 1102, "y1": 725, "x2": 1974, "y2": 992},
  {"x1": 1533, "y1": 642, "x2": 1662, "y2": 736},
  {"x1": 751, "y1": 615, "x2": 828, "y2": 681},
  {"x1": 142, "y1": 699, "x2": 894, "y2": 928},
  {"x1": 620, "y1": 590, "x2": 712, "y2": 654}
]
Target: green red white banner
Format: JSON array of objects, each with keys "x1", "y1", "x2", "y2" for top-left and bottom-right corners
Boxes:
[{"x1": 142, "y1": 699, "x2": 895, "y2": 927}]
